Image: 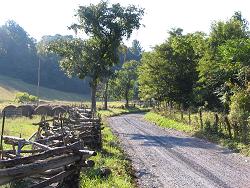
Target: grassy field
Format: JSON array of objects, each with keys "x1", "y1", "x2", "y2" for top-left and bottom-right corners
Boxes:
[
  {"x1": 0, "y1": 116, "x2": 40, "y2": 150},
  {"x1": 0, "y1": 74, "x2": 88, "y2": 102}
]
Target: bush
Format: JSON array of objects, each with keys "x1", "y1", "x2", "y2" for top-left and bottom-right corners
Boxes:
[{"x1": 14, "y1": 92, "x2": 38, "y2": 103}]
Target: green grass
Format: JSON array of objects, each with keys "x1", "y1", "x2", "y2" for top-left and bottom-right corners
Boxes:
[
  {"x1": 0, "y1": 74, "x2": 88, "y2": 102},
  {"x1": 145, "y1": 112, "x2": 194, "y2": 132},
  {"x1": 145, "y1": 111, "x2": 250, "y2": 156},
  {"x1": 2, "y1": 116, "x2": 39, "y2": 137},
  {"x1": 0, "y1": 116, "x2": 40, "y2": 150},
  {"x1": 80, "y1": 121, "x2": 134, "y2": 188}
]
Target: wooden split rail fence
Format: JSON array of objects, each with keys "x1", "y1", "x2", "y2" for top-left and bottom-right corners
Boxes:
[{"x1": 0, "y1": 107, "x2": 102, "y2": 188}]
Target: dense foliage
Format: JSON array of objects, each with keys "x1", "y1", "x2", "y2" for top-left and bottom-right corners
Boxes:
[
  {"x1": 109, "y1": 60, "x2": 139, "y2": 107},
  {"x1": 139, "y1": 29, "x2": 205, "y2": 107},
  {"x1": 138, "y1": 12, "x2": 249, "y2": 111},
  {"x1": 136, "y1": 11, "x2": 250, "y2": 143}
]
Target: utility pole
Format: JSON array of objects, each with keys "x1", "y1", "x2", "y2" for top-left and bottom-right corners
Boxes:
[{"x1": 36, "y1": 57, "x2": 41, "y2": 104}]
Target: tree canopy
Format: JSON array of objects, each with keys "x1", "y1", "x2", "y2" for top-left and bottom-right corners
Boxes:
[
  {"x1": 47, "y1": 1, "x2": 144, "y2": 111},
  {"x1": 138, "y1": 29, "x2": 206, "y2": 107}
]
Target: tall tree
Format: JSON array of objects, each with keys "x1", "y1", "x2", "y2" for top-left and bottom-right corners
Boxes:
[
  {"x1": 138, "y1": 51, "x2": 167, "y2": 101},
  {"x1": 49, "y1": 1, "x2": 144, "y2": 111},
  {"x1": 198, "y1": 11, "x2": 249, "y2": 110}
]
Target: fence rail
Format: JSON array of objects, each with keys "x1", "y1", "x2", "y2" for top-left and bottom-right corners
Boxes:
[{"x1": 0, "y1": 106, "x2": 102, "y2": 187}]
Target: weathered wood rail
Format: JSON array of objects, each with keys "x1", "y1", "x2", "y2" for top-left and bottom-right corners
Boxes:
[{"x1": 0, "y1": 106, "x2": 102, "y2": 187}]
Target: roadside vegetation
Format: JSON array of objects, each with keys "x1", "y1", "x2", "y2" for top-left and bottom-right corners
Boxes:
[
  {"x1": 145, "y1": 112, "x2": 194, "y2": 133},
  {"x1": 135, "y1": 12, "x2": 250, "y2": 156},
  {"x1": 145, "y1": 111, "x2": 250, "y2": 156},
  {"x1": 80, "y1": 118, "x2": 134, "y2": 188}
]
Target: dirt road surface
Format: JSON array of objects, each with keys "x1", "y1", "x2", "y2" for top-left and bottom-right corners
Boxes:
[{"x1": 108, "y1": 113, "x2": 250, "y2": 188}]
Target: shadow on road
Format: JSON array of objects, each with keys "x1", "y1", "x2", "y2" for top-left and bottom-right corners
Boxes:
[{"x1": 121, "y1": 132, "x2": 233, "y2": 154}]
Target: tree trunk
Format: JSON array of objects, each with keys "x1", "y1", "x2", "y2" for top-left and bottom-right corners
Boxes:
[
  {"x1": 180, "y1": 104, "x2": 184, "y2": 120},
  {"x1": 199, "y1": 109, "x2": 203, "y2": 130},
  {"x1": 91, "y1": 80, "x2": 97, "y2": 112},
  {"x1": 224, "y1": 116, "x2": 232, "y2": 139},
  {"x1": 103, "y1": 80, "x2": 108, "y2": 110},
  {"x1": 125, "y1": 90, "x2": 129, "y2": 108},
  {"x1": 214, "y1": 113, "x2": 219, "y2": 133},
  {"x1": 188, "y1": 109, "x2": 191, "y2": 125}
]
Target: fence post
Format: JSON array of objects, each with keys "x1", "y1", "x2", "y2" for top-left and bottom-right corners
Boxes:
[
  {"x1": 181, "y1": 105, "x2": 184, "y2": 120},
  {"x1": 199, "y1": 108, "x2": 203, "y2": 130},
  {"x1": 214, "y1": 113, "x2": 219, "y2": 133},
  {"x1": 188, "y1": 109, "x2": 191, "y2": 125},
  {"x1": 224, "y1": 116, "x2": 232, "y2": 139},
  {"x1": 242, "y1": 121, "x2": 248, "y2": 143},
  {"x1": 0, "y1": 111, "x2": 6, "y2": 159}
]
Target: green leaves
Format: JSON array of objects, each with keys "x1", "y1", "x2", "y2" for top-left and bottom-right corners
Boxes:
[
  {"x1": 109, "y1": 60, "x2": 139, "y2": 105},
  {"x1": 14, "y1": 92, "x2": 38, "y2": 103},
  {"x1": 138, "y1": 30, "x2": 203, "y2": 106},
  {"x1": 46, "y1": 1, "x2": 144, "y2": 111},
  {"x1": 70, "y1": 2, "x2": 144, "y2": 45},
  {"x1": 196, "y1": 12, "x2": 250, "y2": 109}
]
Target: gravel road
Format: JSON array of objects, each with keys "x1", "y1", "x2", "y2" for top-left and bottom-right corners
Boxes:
[{"x1": 108, "y1": 113, "x2": 250, "y2": 188}]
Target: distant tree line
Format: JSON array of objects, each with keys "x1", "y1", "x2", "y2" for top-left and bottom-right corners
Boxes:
[{"x1": 0, "y1": 21, "x2": 90, "y2": 94}]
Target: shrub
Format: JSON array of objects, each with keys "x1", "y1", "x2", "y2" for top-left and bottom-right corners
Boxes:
[{"x1": 14, "y1": 92, "x2": 38, "y2": 103}]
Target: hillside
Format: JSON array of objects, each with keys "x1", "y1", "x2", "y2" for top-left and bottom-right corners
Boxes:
[{"x1": 0, "y1": 74, "x2": 89, "y2": 102}]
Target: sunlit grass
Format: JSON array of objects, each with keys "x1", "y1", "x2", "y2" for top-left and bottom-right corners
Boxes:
[
  {"x1": 1, "y1": 116, "x2": 39, "y2": 138},
  {"x1": 0, "y1": 116, "x2": 40, "y2": 150},
  {"x1": 145, "y1": 112, "x2": 194, "y2": 132},
  {"x1": 81, "y1": 106, "x2": 150, "y2": 187}
]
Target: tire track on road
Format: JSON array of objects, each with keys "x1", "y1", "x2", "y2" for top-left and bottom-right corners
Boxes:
[{"x1": 108, "y1": 114, "x2": 250, "y2": 188}]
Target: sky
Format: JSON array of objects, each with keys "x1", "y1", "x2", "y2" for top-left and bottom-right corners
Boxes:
[{"x1": 0, "y1": 0, "x2": 250, "y2": 51}]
